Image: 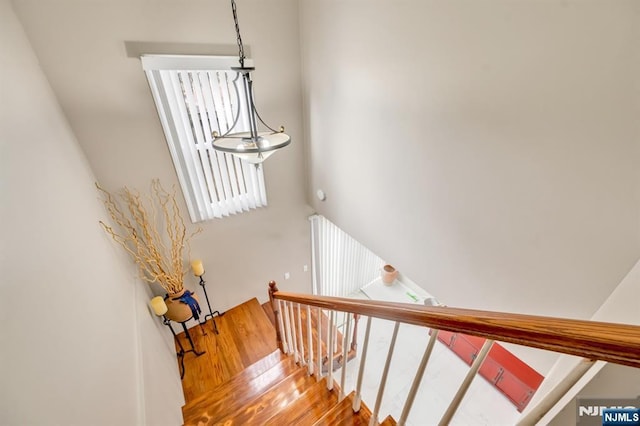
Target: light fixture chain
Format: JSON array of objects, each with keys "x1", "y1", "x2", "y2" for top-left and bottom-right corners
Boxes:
[
  {"x1": 230, "y1": 0, "x2": 245, "y2": 68},
  {"x1": 212, "y1": 0, "x2": 291, "y2": 164}
]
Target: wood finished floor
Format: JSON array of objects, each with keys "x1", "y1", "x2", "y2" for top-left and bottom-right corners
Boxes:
[{"x1": 177, "y1": 298, "x2": 278, "y2": 403}]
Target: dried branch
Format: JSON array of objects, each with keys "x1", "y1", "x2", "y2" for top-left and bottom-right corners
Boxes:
[{"x1": 96, "y1": 180, "x2": 202, "y2": 294}]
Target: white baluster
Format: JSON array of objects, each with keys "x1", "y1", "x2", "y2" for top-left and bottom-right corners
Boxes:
[
  {"x1": 296, "y1": 303, "x2": 306, "y2": 366},
  {"x1": 353, "y1": 316, "x2": 372, "y2": 412},
  {"x1": 317, "y1": 306, "x2": 323, "y2": 380},
  {"x1": 277, "y1": 299, "x2": 289, "y2": 353},
  {"x1": 334, "y1": 311, "x2": 341, "y2": 353},
  {"x1": 438, "y1": 339, "x2": 495, "y2": 426},
  {"x1": 340, "y1": 312, "x2": 353, "y2": 400},
  {"x1": 289, "y1": 301, "x2": 299, "y2": 363},
  {"x1": 283, "y1": 301, "x2": 294, "y2": 356},
  {"x1": 327, "y1": 310, "x2": 335, "y2": 390},
  {"x1": 370, "y1": 321, "x2": 401, "y2": 426},
  {"x1": 307, "y1": 305, "x2": 314, "y2": 376},
  {"x1": 326, "y1": 306, "x2": 331, "y2": 371},
  {"x1": 398, "y1": 329, "x2": 439, "y2": 425}
]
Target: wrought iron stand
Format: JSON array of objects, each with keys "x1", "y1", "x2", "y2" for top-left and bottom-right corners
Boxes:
[
  {"x1": 163, "y1": 316, "x2": 206, "y2": 379},
  {"x1": 198, "y1": 273, "x2": 224, "y2": 334}
]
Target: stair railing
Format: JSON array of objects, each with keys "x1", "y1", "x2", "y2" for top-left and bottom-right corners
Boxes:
[{"x1": 268, "y1": 281, "x2": 640, "y2": 425}]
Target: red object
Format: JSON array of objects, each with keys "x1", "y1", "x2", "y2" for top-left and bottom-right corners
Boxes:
[{"x1": 432, "y1": 330, "x2": 544, "y2": 411}]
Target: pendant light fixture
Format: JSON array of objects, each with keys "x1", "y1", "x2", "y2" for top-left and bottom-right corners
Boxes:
[{"x1": 211, "y1": 0, "x2": 291, "y2": 165}]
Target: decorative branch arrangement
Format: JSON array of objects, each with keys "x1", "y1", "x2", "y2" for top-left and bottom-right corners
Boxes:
[{"x1": 97, "y1": 180, "x2": 201, "y2": 294}]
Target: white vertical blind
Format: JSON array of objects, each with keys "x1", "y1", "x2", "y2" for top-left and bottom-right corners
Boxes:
[
  {"x1": 309, "y1": 214, "x2": 385, "y2": 297},
  {"x1": 142, "y1": 55, "x2": 267, "y2": 223}
]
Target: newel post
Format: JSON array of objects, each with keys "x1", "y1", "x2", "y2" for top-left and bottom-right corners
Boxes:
[{"x1": 268, "y1": 280, "x2": 284, "y2": 353}]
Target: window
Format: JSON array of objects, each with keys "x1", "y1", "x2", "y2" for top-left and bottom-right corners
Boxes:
[{"x1": 142, "y1": 55, "x2": 267, "y2": 222}]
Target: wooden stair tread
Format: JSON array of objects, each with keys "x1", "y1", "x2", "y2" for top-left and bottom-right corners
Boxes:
[
  {"x1": 182, "y1": 348, "x2": 285, "y2": 410},
  {"x1": 264, "y1": 377, "x2": 339, "y2": 425},
  {"x1": 182, "y1": 355, "x2": 299, "y2": 425},
  {"x1": 180, "y1": 298, "x2": 278, "y2": 402},
  {"x1": 313, "y1": 391, "x2": 372, "y2": 425},
  {"x1": 261, "y1": 301, "x2": 277, "y2": 328},
  {"x1": 214, "y1": 366, "x2": 318, "y2": 425},
  {"x1": 380, "y1": 414, "x2": 397, "y2": 425}
]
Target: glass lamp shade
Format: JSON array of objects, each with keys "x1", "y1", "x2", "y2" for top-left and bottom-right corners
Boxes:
[
  {"x1": 212, "y1": 131, "x2": 290, "y2": 164},
  {"x1": 150, "y1": 296, "x2": 168, "y2": 316}
]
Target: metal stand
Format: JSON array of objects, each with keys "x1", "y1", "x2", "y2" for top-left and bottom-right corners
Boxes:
[
  {"x1": 163, "y1": 316, "x2": 205, "y2": 380},
  {"x1": 198, "y1": 273, "x2": 224, "y2": 334}
]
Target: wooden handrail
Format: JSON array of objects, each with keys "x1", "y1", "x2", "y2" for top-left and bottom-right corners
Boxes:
[{"x1": 272, "y1": 290, "x2": 640, "y2": 368}]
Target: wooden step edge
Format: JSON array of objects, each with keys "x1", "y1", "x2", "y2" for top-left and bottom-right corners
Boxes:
[
  {"x1": 263, "y1": 377, "x2": 339, "y2": 425},
  {"x1": 353, "y1": 391, "x2": 373, "y2": 418},
  {"x1": 380, "y1": 414, "x2": 398, "y2": 425},
  {"x1": 312, "y1": 390, "x2": 373, "y2": 425},
  {"x1": 182, "y1": 348, "x2": 287, "y2": 410},
  {"x1": 182, "y1": 356, "x2": 303, "y2": 425},
  {"x1": 213, "y1": 366, "x2": 318, "y2": 425},
  {"x1": 225, "y1": 348, "x2": 286, "y2": 385}
]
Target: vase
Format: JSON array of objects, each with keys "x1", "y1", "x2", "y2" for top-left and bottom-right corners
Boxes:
[
  {"x1": 381, "y1": 264, "x2": 398, "y2": 286},
  {"x1": 164, "y1": 289, "x2": 200, "y2": 322}
]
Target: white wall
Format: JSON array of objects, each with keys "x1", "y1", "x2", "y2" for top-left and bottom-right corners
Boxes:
[
  {"x1": 548, "y1": 363, "x2": 640, "y2": 426},
  {"x1": 11, "y1": 0, "x2": 313, "y2": 313},
  {"x1": 300, "y1": 0, "x2": 640, "y2": 374},
  {"x1": 521, "y1": 257, "x2": 640, "y2": 424},
  {"x1": 135, "y1": 283, "x2": 185, "y2": 426},
  {"x1": 0, "y1": 1, "x2": 182, "y2": 424}
]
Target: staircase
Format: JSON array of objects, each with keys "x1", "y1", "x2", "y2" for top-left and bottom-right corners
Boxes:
[
  {"x1": 180, "y1": 298, "x2": 394, "y2": 425},
  {"x1": 178, "y1": 288, "x2": 640, "y2": 425}
]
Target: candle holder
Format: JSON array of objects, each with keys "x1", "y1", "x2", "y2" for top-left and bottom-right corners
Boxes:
[
  {"x1": 162, "y1": 316, "x2": 205, "y2": 379},
  {"x1": 197, "y1": 272, "x2": 224, "y2": 334}
]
